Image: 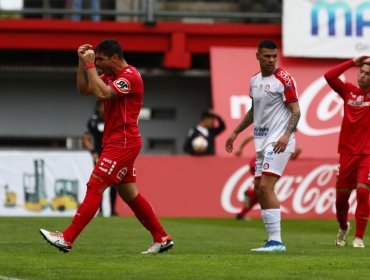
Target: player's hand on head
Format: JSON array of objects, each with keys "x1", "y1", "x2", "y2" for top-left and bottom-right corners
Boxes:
[
  {"x1": 363, "y1": 57, "x2": 370, "y2": 64},
  {"x1": 353, "y1": 56, "x2": 370, "y2": 66}
]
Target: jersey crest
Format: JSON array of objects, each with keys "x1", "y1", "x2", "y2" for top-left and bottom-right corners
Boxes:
[{"x1": 113, "y1": 78, "x2": 131, "y2": 94}]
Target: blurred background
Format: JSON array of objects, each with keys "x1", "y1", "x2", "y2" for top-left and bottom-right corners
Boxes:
[
  {"x1": 0, "y1": 0, "x2": 366, "y2": 218},
  {"x1": 0, "y1": 0, "x2": 283, "y2": 154}
]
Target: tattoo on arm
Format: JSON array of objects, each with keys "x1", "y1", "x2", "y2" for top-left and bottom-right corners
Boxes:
[
  {"x1": 234, "y1": 110, "x2": 253, "y2": 134},
  {"x1": 285, "y1": 110, "x2": 300, "y2": 135}
]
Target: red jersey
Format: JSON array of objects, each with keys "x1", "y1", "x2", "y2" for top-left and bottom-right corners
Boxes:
[
  {"x1": 324, "y1": 60, "x2": 370, "y2": 155},
  {"x1": 100, "y1": 65, "x2": 143, "y2": 148}
]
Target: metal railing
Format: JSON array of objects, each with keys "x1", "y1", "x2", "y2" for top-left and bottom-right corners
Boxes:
[{"x1": 0, "y1": 0, "x2": 281, "y2": 24}]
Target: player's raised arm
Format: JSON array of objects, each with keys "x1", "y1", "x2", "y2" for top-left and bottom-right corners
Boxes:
[
  {"x1": 79, "y1": 49, "x2": 116, "y2": 100},
  {"x1": 76, "y1": 44, "x2": 94, "y2": 96}
]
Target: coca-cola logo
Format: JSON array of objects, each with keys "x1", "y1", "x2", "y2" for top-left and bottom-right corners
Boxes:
[
  {"x1": 221, "y1": 163, "x2": 357, "y2": 217},
  {"x1": 298, "y1": 76, "x2": 344, "y2": 136}
]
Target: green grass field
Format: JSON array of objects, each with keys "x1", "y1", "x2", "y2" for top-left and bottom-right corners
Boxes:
[{"x1": 0, "y1": 217, "x2": 369, "y2": 280}]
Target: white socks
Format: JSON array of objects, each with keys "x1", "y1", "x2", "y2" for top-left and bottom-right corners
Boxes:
[{"x1": 261, "y1": 209, "x2": 282, "y2": 243}]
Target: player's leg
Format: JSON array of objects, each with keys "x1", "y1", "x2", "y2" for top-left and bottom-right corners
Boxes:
[
  {"x1": 353, "y1": 156, "x2": 370, "y2": 248},
  {"x1": 251, "y1": 146, "x2": 291, "y2": 252},
  {"x1": 110, "y1": 187, "x2": 117, "y2": 216},
  {"x1": 257, "y1": 174, "x2": 282, "y2": 239},
  {"x1": 40, "y1": 173, "x2": 108, "y2": 252},
  {"x1": 335, "y1": 188, "x2": 352, "y2": 246},
  {"x1": 335, "y1": 154, "x2": 357, "y2": 246},
  {"x1": 353, "y1": 184, "x2": 369, "y2": 248},
  {"x1": 248, "y1": 188, "x2": 259, "y2": 210},
  {"x1": 116, "y1": 181, "x2": 174, "y2": 254},
  {"x1": 236, "y1": 188, "x2": 258, "y2": 220}
]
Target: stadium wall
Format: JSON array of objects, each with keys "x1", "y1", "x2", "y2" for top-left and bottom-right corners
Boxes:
[{"x1": 0, "y1": 151, "x2": 353, "y2": 219}]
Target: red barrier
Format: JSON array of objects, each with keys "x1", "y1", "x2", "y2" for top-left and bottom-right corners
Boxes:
[{"x1": 116, "y1": 156, "x2": 357, "y2": 219}]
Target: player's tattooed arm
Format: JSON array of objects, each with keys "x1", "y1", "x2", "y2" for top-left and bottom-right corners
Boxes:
[
  {"x1": 285, "y1": 102, "x2": 300, "y2": 136},
  {"x1": 234, "y1": 106, "x2": 254, "y2": 135},
  {"x1": 225, "y1": 103, "x2": 253, "y2": 154},
  {"x1": 234, "y1": 110, "x2": 253, "y2": 134},
  {"x1": 273, "y1": 101, "x2": 300, "y2": 154}
]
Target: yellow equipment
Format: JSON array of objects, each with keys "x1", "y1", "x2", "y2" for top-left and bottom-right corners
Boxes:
[
  {"x1": 51, "y1": 179, "x2": 79, "y2": 212},
  {"x1": 4, "y1": 184, "x2": 16, "y2": 207},
  {"x1": 23, "y1": 159, "x2": 48, "y2": 212}
]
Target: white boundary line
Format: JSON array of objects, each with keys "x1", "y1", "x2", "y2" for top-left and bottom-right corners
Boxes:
[{"x1": 0, "y1": 276, "x2": 24, "y2": 280}]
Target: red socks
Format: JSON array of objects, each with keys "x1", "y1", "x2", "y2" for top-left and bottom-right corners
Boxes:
[
  {"x1": 355, "y1": 188, "x2": 370, "y2": 239},
  {"x1": 63, "y1": 189, "x2": 102, "y2": 243},
  {"x1": 336, "y1": 191, "x2": 351, "y2": 230},
  {"x1": 128, "y1": 193, "x2": 168, "y2": 242}
]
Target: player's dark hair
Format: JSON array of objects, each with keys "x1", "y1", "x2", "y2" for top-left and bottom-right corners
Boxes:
[
  {"x1": 95, "y1": 39, "x2": 124, "y2": 59},
  {"x1": 258, "y1": 40, "x2": 278, "y2": 51}
]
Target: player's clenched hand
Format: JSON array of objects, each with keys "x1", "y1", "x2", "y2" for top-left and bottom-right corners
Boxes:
[
  {"x1": 77, "y1": 44, "x2": 93, "y2": 55},
  {"x1": 77, "y1": 44, "x2": 93, "y2": 61},
  {"x1": 225, "y1": 132, "x2": 237, "y2": 154}
]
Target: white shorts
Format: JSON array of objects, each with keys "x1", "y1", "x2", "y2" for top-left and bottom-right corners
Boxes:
[{"x1": 254, "y1": 140, "x2": 295, "y2": 178}]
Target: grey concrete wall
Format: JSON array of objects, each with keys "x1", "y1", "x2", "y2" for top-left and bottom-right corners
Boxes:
[{"x1": 0, "y1": 71, "x2": 211, "y2": 154}]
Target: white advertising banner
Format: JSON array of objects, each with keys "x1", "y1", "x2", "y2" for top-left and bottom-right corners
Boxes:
[
  {"x1": 283, "y1": 0, "x2": 370, "y2": 58},
  {"x1": 0, "y1": 150, "x2": 93, "y2": 216}
]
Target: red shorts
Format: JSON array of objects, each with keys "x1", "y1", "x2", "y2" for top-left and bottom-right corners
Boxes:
[
  {"x1": 337, "y1": 154, "x2": 370, "y2": 189},
  {"x1": 93, "y1": 145, "x2": 141, "y2": 185}
]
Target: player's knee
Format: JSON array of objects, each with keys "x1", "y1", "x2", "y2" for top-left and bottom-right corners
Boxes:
[{"x1": 87, "y1": 174, "x2": 107, "y2": 194}]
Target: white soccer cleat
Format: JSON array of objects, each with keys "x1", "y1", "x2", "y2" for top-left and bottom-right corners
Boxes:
[
  {"x1": 352, "y1": 237, "x2": 365, "y2": 248},
  {"x1": 142, "y1": 235, "x2": 174, "y2": 254},
  {"x1": 251, "y1": 240, "x2": 286, "y2": 252},
  {"x1": 39, "y1": 229, "x2": 73, "y2": 253},
  {"x1": 336, "y1": 222, "x2": 350, "y2": 247}
]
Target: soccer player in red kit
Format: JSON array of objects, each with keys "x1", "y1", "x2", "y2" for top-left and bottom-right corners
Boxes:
[
  {"x1": 40, "y1": 39, "x2": 174, "y2": 254},
  {"x1": 324, "y1": 56, "x2": 370, "y2": 248}
]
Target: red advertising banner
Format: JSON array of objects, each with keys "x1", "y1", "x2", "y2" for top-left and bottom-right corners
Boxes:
[
  {"x1": 116, "y1": 156, "x2": 357, "y2": 219},
  {"x1": 210, "y1": 47, "x2": 358, "y2": 159}
]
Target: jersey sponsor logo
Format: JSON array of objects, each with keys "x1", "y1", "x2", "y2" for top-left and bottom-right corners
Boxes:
[
  {"x1": 254, "y1": 127, "x2": 269, "y2": 137},
  {"x1": 98, "y1": 157, "x2": 117, "y2": 175},
  {"x1": 276, "y1": 70, "x2": 292, "y2": 87},
  {"x1": 347, "y1": 100, "x2": 370, "y2": 107},
  {"x1": 114, "y1": 78, "x2": 130, "y2": 94}
]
